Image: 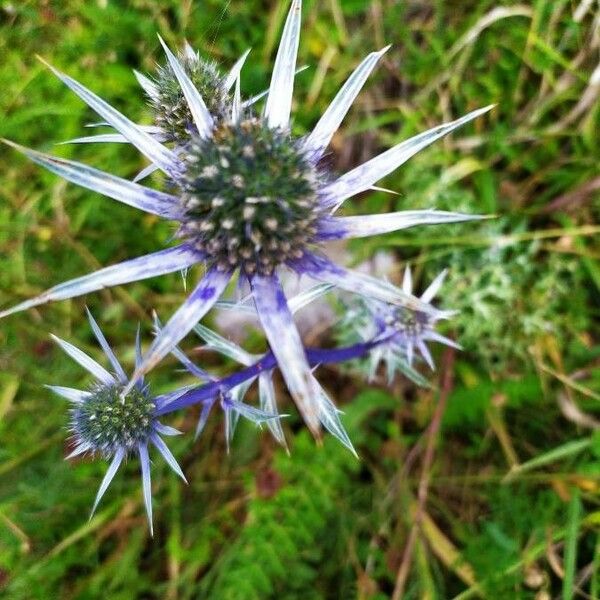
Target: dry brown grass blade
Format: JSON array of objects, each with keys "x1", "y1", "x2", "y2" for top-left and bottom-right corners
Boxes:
[
  {"x1": 391, "y1": 347, "x2": 455, "y2": 600},
  {"x1": 420, "y1": 510, "x2": 479, "y2": 590},
  {"x1": 542, "y1": 176, "x2": 600, "y2": 214}
]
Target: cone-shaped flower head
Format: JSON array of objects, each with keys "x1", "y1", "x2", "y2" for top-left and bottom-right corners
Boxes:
[
  {"x1": 376, "y1": 268, "x2": 460, "y2": 368},
  {"x1": 73, "y1": 383, "x2": 157, "y2": 455},
  {"x1": 146, "y1": 43, "x2": 235, "y2": 140},
  {"x1": 48, "y1": 311, "x2": 186, "y2": 535},
  {"x1": 1, "y1": 0, "x2": 492, "y2": 440}
]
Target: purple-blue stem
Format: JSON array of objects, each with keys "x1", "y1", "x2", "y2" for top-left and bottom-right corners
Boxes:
[{"x1": 156, "y1": 339, "x2": 383, "y2": 415}]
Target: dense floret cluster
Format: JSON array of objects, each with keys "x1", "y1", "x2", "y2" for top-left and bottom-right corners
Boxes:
[
  {"x1": 178, "y1": 118, "x2": 324, "y2": 274},
  {"x1": 73, "y1": 384, "x2": 156, "y2": 454}
]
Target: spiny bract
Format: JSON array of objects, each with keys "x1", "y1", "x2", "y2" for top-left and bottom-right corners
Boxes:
[
  {"x1": 150, "y1": 49, "x2": 229, "y2": 139},
  {"x1": 48, "y1": 311, "x2": 187, "y2": 535}
]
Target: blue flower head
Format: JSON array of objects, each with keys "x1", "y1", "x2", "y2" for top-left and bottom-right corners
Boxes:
[
  {"x1": 48, "y1": 310, "x2": 186, "y2": 535},
  {"x1": 2, "y1": 0, "x2": 491, "y2": 441},
  {"x1": 375, "y1": 267, "x2": 459, "y2": 369}
]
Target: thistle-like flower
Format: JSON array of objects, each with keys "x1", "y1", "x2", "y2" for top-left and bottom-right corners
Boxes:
[
  {"x1": 48, "y1": 310, "x2": 186, "y2": 535},
  {"x1": 340, "y1": 268, "x2": 459, "y2": 382},
  {"x1": 146, "y1": 43, "x2": 234, "y2": 138},
  {"x1": 1, "y1": 0, "x2": 491, "y2": 439},
  {"x1": 68, "y1": 42, "x2": 258, "y2": 182}
]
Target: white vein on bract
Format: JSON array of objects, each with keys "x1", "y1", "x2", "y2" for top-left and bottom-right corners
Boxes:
[
  {"x1": 223, "y1": 49, "x2": 251, "y2": 91},
  {"x1": 287, "y1": 283, "x2": 334, "y2": 313},
  {"x1": 45, "y1": 385, "x2": 91, "y2": 403},
  {"x1": 224, "y1": 379, "x2": 255, "y2": 450},
  {"x1": 304, "y1": 45, "x2": 390, "y2": 155},
  {"x1": 154, "y1": 422, "x2": 182, "y2": 436},
  {"x1": 61, "y1": 128, "x2": 168, "y2": 145},
  {"x1": 302, "y1": 253, "x2": 438, "y2": 315},
  {"x1": 370, "y1": 185, "x2": 400, "y2": 195},
  {"x1": 125, "y1": 268, "x2": 232, "y2": 394},
  {"x1": 215, "y1": 283, "x2": 333, "y2": 316},
  {"x1": 86, "y1": 308, "x2": 128, "y2": 383},
  {"x1": 62, "y1": 133, "x2": 131, "y2": 144},
  {"x1": 420, "y1": 269, "x2": 448, "y2": 303},
  {"x1": 251, "y1": 273, "x2": 321, "y2": 436},
  {"x1": 242, "y1": 65, "x2": 310, "y2": 109},
  {"x1": 402, "y1": 266, "x2": 413, "y2": 294},
  {"x1": 193, "y1": 323, "x2": 256, "y2": 367},
  {"x1": 90, "y1": 448, "x2": 124, "y2": 518},
  {"x1": 51, "y1": 334, "x2": 115, "y2": 385},
  {"x1": 134, "y1": 69, "x2": 160, "y2": 100},
  {"x1": 231, "y1": 75, "x2": 242, "y2": 124},
  {"x1": 37, "y1": 57, "x2": 178, "y2": 173},
  {"x1": 158, "y1": 35, "x2": 214, "y2": 139},
  {"x1": 311, "y1": 374, "x2": 357, "y2": 457},
  {"x1": 135, "y1": 324, "x2": 143, "y2": 372},
  {"x1": 0, "y1": 245, "x2": 202, "y2": 320},
  {"x1": 264, "y1": 0, "x2": 302, "y2": 129},
  {"x1": 151, "y1": 433, "x2": 187, "y2": 483},
  {"x1": 259, "y1": 371, "x2": 287, "y2": 447},
  {"x1": 2, "y1": 140, "x2": 180, "y2": 220},
  {"x1": 326, "y1": 210, "x2": 487, "y2": 239},
  {"x1": 133, "y1": 163, "x2": 161, "y2": 183},
  {"x1": 324, "y1": 105, "x2": 496, "y2": 212},
  {"x1": 138, "y1": 443, "x2": 154, "y2": 536},
  {"x1": 152, "y1": 312, "x2": 215, "y2": 381},
  {"x1": 183, "y1": 40, "x2": 198, "y2": 62}
]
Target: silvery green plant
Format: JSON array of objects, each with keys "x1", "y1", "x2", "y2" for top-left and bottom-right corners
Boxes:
[{"x1": 1, "y1": 0, "x2": 492, "y2": 530}]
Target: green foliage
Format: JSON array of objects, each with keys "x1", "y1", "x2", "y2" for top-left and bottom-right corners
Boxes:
[
  {"x1": 430, "y1": 220, "x2": 590, "y2": 373},
  {"x1": 443, "y1": 370, "x2": 543, "y2": 430},
  {"x1": 203, "y1": 434, "x2": 359, "y2": 599},
  {"x1": 153, "y1": 53, "x2": 228, "y2": 137},
  {"x1": 201, "y1": 390, "x2": 397, "y2": 599},
  {"x1": 461, "y1": 486, "x2": 563, "y2": 597}
]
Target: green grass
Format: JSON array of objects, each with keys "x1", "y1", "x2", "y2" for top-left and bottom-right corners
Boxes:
[{"x1": 1, "y1": 0, "x2": 599, "y2": 598}]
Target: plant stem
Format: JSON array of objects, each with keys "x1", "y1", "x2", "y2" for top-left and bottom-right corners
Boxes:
[{"x1": 156, "y1": 339, "x2": 382, "y2": 415}]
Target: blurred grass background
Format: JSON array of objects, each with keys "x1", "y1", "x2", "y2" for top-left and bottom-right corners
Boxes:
[{"x1": 0, "y1": 0, "x2": 599, "y2": 598}]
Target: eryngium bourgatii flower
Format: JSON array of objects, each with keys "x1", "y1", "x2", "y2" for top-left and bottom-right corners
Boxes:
[
  {"x1": 47, "y1": 310, "x2": 186, "y2": 535},
  {"x1": 146, "y1": 43, "x2": 235, "y2": 139},
  {"x1": 1, "y1": 0, "x2": 492, "y2": 438},
  {"x1": 65, "y1": 41, "x2": 292, "y2": 185},
  {"x1": 342, "y1": 268, "x2": 459, "y2": 383}
]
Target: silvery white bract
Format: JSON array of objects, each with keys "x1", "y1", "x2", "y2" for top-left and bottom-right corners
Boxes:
[
  {"x1": 151, "y1": 313, "x2": 286, "y2": 450},
  {"x1": 47, "y1": 310, "x2": 186, "y2": 536},
  {"x1": 1, "y1": 0, "x2": 491, "y2": 439}
]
